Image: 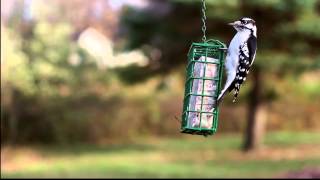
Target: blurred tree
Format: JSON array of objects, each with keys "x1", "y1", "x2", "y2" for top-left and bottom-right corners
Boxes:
[
  {"x1": 118, "y1": 0, "x2": 320, "y2": 151},
  {"x1": 1, "y1": 25, "x2": 34, "y2": 143},
  {"x1": 1, "y1": 0, "x2": 156, "y2": 144},
  {"x1": 1, "y1": 0, "x2": 109, "y2": 143}
]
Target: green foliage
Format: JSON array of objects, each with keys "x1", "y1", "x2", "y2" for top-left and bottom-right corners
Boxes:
[
  {"x1": 1, "y1": 10, "x2": 112, "y2": 143},
  {"x1": 1, "y1": 27, "x2": 36, "y2": 95},
  {"x1": 116, "y1": 0, "x2": 320, "y2": 139},
  {"x1": 119, "y1": 0, "x2": 320, "y2": 102}
]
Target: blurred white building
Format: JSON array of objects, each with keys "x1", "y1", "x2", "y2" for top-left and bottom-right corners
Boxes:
[{"x1": 78, "y1": 27, "x2": 148, "y2": 69}]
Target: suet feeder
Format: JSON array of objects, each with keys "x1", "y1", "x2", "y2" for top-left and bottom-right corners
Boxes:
[
  {"x1": 180, "y1": 0, "x2": 226, "y2": 136},
  {"x1": 180, "y1": 40, "x2": 226, "y2": 136}
]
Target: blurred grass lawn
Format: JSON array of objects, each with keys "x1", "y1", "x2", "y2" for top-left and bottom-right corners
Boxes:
[{"x1": 1, "y1": 131, "x2": 320, "y2": 178}]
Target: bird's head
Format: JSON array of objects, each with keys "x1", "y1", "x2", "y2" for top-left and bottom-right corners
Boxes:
[{"x1": 228, "y1": 17, "x2": 257, "y2": 37}]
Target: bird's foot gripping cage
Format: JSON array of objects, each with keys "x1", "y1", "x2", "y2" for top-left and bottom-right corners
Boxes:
[{"x1": 181, "y1": 40, "x2": 226, "y2": 136}]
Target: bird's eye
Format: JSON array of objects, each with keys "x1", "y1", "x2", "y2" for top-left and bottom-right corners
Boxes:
[{"x1": 240, "y1": 19, "x2": 248, "y2": 24}]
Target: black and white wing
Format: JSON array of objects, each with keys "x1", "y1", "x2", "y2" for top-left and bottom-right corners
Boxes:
[{"x1": 230, "y1": 35, "x2": 257, "y2": 102}]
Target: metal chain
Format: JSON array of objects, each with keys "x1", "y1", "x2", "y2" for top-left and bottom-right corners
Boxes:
[{"x1": 201, "y1": 0, "x2": 207, "y2": 42}]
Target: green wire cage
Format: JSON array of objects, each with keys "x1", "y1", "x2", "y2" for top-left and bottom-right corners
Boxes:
[{"x1": 181, "y1": 39, "x2": 226, "y2": 136}]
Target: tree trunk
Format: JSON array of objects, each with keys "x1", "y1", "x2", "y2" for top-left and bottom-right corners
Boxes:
[
  {"x1": 242, "y1": 67, "x2": 267, "y2": 152},
  {"x1": 8, "y1": 88, "x2": 19, "y2": 145}
]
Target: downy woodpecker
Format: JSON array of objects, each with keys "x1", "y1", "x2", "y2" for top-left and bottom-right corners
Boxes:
[{"x1": 217, "y1": 17, "x2": 257, "y2": 105}]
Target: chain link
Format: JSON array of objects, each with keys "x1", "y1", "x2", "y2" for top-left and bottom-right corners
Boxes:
[{"x1": 201, "y1": 0, "x2": 207, "y2": 42}]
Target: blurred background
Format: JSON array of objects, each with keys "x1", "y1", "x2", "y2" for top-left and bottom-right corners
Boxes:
[{"x1": 1, "y1": 0, "x2": 320, "y2": 178}]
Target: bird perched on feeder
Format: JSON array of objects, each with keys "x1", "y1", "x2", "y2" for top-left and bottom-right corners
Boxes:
[{"x1": 217, "y1": 17, "x2": 257, "y2": 105}]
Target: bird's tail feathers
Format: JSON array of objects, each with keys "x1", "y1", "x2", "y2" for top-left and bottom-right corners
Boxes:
[
  {"x1": 216, "y1": 81, "x2": 233, "y2": 107},
  {"x1": 232, "y1": 83, "x2": 241, "y2": 103},
  {"x1": 216, "y1": 73, "x2": 236, "y2": 107},
  {"x1": 216, "y1": 89, "x2": 227, "y2": 107}
]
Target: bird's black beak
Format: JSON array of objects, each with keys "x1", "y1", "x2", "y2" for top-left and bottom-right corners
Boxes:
[{"x1": 228, "y1": 20, "x2": 241, "y2": 27}]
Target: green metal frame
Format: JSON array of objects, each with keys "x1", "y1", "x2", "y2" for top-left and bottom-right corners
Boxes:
[{"x1": 181, "y1": 39, "x2": 226, "y2": 136}]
